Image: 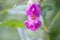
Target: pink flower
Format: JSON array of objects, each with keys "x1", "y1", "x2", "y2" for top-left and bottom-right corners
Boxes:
[
  {"x1": 25, "y1": 19, "x2": 41, "y2": 31},
  {"x1": 26, "y1": 4, "x2": 41, "y2": 17},
  {"x1": 24, "y1": 4, "x2": 41, "y2": 31}
]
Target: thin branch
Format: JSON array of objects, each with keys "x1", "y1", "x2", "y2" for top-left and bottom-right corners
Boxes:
[{"x1": 50, "y1": 10, "x2": 60, "y2": 26}]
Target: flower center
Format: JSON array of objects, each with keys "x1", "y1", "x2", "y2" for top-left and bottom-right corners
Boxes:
[{"x1": 31, "y1": 14, "x2": 36, "y2": 19}]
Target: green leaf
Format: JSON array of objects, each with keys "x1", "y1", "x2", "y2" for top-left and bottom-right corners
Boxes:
[
  {"x1": 0, "y1": 9, "x2": 27, "y2": 28},
  {"x1": 1, "y1": 20, "x2": 25, "y2": 28}
]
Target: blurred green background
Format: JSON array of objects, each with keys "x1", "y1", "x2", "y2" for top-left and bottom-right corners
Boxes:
[{"x1": 0, "y1": 0, "x2": 60, "y2": 40}]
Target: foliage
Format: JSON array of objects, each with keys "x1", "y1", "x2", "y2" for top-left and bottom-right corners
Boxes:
[
  {"x1": 41, "y1": 0, "x2": 60, "y2": 40},
  {"x1": 1, "y1": 20, "x2": 24, "y2": 28}
]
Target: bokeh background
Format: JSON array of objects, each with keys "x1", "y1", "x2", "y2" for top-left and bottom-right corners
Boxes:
[{"x1": 0, "y1": 0, "x2": 60, "y2": 40}]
